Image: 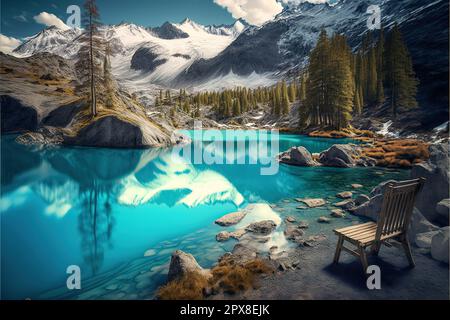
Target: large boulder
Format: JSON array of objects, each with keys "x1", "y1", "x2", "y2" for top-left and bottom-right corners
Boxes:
[
  {"x1": 167, "y1": 250, "x2": 211, "y2": 281},
  {"x1": 215, "y1": 211, "x2": 247, "y2": 227},
  {"x1": 431, "y1": 227, "x2": 449, "y2": 264},
  {"x1": 411, "y1": 143, "x2": 449, "y2": 225},
  {"x1": 1, "y1": 95, "x2": 38, "y2": 133},
  {"x1": 65, "y1": 116, "x2": 144, "y2": 148},
  {"x1": 352, "y1": 180, "x2": 439, "y2": 242},
  {"x1": 278, "y1": 146, "x2": 317, "y2": 167},
  {"x1": 318, "y1": 144, "x2": 374, "y2": 168},
  {"x1": 245, "y1": 220, "x2": 277, "y2": 235}
]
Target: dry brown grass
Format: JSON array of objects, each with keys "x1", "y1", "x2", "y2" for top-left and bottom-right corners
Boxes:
[
  {"x1": 362, "y1": 139, "x2": 429, "y2": 168},
  {"x1": 157, "y1": 258, "x2": 274, "y2": 300},
  {"x1": 309, "y1": 128, "x2": 376, "y2": 139},
  {"x1": 157, "y1": 271, "x2": 209, "y2": 300}
]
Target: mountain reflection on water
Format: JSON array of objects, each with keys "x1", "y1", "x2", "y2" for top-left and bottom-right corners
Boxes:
[{"x1": 1, "y1": 133, "x2": 408, "y2": 299}]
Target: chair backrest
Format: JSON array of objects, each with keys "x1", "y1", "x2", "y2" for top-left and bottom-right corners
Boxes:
[{"x1": 375, "y1": 178, "x2": 426, "y2": 240}]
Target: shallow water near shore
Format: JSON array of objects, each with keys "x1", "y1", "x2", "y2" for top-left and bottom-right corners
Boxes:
[{"x1": 0, "y1": 132, "x2": 409, "y2": 300}]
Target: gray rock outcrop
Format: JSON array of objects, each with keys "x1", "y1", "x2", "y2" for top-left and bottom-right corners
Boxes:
[
  {"x1": 278, "y1": 146, "x2": 317, "y2": 167},
  {"x1": 215, "y1": 211, "x2": 247, "y2": 226},
  {"x1": 411, "y1": 143, "x2": 449, "y2": 225},
  {"x1": 65, "y1": 116, "x2": 144, "y2": 148},
  {"x1": 167, "y1": 250, "x2": 211, "y2": 281}
]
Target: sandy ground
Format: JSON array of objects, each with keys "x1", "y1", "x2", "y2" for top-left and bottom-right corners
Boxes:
[{"x1": 232, "y1": 237, "x2": 449, "y2": 300}]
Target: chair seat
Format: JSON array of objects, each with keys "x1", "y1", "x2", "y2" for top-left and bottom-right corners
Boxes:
[
  {"x1": 334, "y1": 222, "x2": 404, "y2": 246},
  {"x1": 334, "y1": 222, "x2": 378, "y2": 245}
]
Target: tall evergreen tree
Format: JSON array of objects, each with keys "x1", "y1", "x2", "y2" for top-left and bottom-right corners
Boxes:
[{"x1": 385, "y1": 24, "x2": 418, "y2": 117}]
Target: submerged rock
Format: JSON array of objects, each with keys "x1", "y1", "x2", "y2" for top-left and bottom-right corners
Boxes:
[
  {"x1": 318, "y1": 216, "x2": 331, "y2": 223},
  {"x1": 296, "y1": 198, "x2": 326, "y2": 208},
  {"x1": 284, "y1": 224, "x2": 304, "y2": 242},
  {"x1": 352, "y1": 184, "x2": 364, "y2": 189},
  {"x1": 337, "y1": 191, "x2": 352, "y2": 199},
  {"x1": 245, "y1": 220, "x2": 277, "y2": 235},
  {"x1": 330, "y1": 209, "x2": 345, "y2": 218},
  {"x1": 216, "y1": 229, "x2": 246, "y2": 242},
  {"x1": 215, "y1": 211, "x2": 247, "y2": 227},
  {"x1": 167, "y1": 250, "x2": 211, "y2": 281},
  {"x1": 278, "y1": 146, "x2": 317, "y2": 167}
]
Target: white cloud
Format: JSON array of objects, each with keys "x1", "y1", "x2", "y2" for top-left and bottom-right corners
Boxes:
[
  {"x1": 33, "y1": 11, "x2": 70, "y2": 30},
  {"x1": 214, "y1": 0, "x2": 284, "y2": 26},
  {"x1": 0, "y1": 34, "x2": 22, "y2": 54}
]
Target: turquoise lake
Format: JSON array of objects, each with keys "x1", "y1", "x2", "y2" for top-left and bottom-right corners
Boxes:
[{"x1": 0, "y1": 131, "x2": 409, "y2": 300}]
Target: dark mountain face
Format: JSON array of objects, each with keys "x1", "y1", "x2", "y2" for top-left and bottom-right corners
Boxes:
[
  {"x1": 177, "y1": 0, "x2": 448, "y2": 111},
  {"x1": 131, "y1": 46, "x2": 167, "y2": 72},
  {"x1": 174, "y1": 22, "x2": 289, "y2": 85},
  {"x1": 150, "y1": 22, "x2": 189, "y2": 39}
]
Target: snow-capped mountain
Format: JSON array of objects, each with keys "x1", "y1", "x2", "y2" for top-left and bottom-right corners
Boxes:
[
  {"x1": 14, "y1": 26, "x2": 82, "y2": 57},
  {"x1": 8, "y1": 0, "x2": 448, "y2": 109}
]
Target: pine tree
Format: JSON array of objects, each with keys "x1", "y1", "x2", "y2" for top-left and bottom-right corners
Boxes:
[
  {"x1": 385, "y1": 24, "x2": 418, "y2": 117},
  {"x1": 376, "y1": 27, "x2": 385, "y2": 104},
  {"x1": 103, "y1": 41, "x2": 114, "y2": 108},
  {"x1": 77, "y1": 0, "x2": 103, "y2": 117},
  {"x1": 281, "y1": 80, "x2": 290, "y2": 115},
  {"x1": 367, "y1": 47, "x2": 378, "y2": 105}
]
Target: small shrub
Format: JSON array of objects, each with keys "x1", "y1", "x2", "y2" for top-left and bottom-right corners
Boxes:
[{"x1": 157, "y1": 271, "x2": 209, "y2": 300}]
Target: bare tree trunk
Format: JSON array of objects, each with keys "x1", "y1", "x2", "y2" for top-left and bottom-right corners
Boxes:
[{"x1": 89, "y1": 10, "x2": 96, "y2": 117}]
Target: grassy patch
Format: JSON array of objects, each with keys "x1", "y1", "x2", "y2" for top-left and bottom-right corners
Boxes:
[
  {"x1": 157, "y1": 258, "x2": 274, "y2": 300},
  {"x1": 362, "y1": 139, "x2": 429, "y2": 168}
]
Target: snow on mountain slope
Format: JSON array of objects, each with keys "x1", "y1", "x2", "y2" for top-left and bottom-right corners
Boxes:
[
  {"x1": 110, "y1": 19, "x2": 241, "y2": 103},
  {"x1": 13, "y1": 26, "x2": 82, "y2": 57}
]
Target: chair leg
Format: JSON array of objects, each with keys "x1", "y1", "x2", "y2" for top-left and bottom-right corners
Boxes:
[
  {"x1": 370, "y1": 242, "x2": 381, "y2": 256},
  {"x1": 359, "y1": 246, "x2": 369, "y2": 273},
  {"x1": 334, "y1": 236, "x2": 344, "y2": 264},
  {"x1": 401, "y1": 237, "x2": 415, "y2": 268}
]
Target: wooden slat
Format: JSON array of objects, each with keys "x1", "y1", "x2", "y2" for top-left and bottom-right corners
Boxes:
[
  {"x1": 341, "y1": 224, "x2": 377, "y2": 236},
  {"x1": 343, "y1": 225, "x2": 377, "y2": 238},
  {"x1": 334, "y1": 222, "x2": 375, "y2": 234}
]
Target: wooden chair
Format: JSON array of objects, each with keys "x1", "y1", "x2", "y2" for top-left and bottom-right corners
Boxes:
[{"x1": 333, "y1": 178, "x2": 426, "y2": 272}]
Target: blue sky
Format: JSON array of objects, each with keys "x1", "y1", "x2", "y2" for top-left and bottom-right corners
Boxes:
[{"x1": 1, "y1": 0, "x2": 238, "y2": 39}]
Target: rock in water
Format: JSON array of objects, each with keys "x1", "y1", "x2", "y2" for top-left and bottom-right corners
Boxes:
[
  {"x1": 215, "y1": 211, "x2": 247, "y2": 226},
  {"x1": 245, "y1": 220, "x2": 277, "y2": 235},
  {"x1": 278, "y1": 146, "x2": 317, "y2": 167},
  {"x1": 411, "y1": 144, "x2": 449, "y2": 225},
  {"x1": 337, "y1": 191, "x2": 352, "y2": 199},
  {"x1": 352, "y1": 184, "x2": 363, "y2": 189},
  {"x1": 431, "y1": 227, "x2": 449, "y2": 264},
  {"x1": 65, "y1": 116, "x2": 144, "y2": 148},
  {"x1": 331, "y1": 209, "x2": 345, "y2": 218},
  {"x1": 297, "y1": 198, "x2": 326, "y2": 208},
  {"x1": 216, "y1": 229, "x2": 246, "y2": 242},
  {"x1": 319, "y1": 144, "x2": 359, "y2": 168},
  {"x1": 334, "y1": 199, "x2": 355, "y2": 210},
  {"x1": 167, "y1": 250, "x2": 211, "y2": 281},
  {"x1": 318, "y1": 216, "x2": 331, "y2": 223},
  {"x1": 355, "y1": 194, "x2": 370, "y2": 206}
]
